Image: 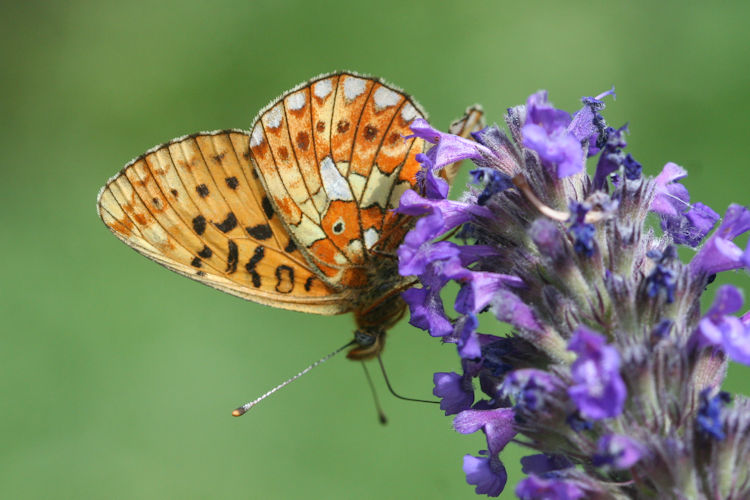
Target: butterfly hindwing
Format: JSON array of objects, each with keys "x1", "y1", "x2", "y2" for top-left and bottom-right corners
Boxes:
[
  {"x1": 249, "y1": 72, "x2": 427, "y2": 289},
  {"x1": 97, "y1": 130, "x2": 352, "y2": 314}
]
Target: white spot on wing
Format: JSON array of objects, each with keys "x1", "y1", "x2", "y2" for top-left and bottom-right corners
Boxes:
[
  {"x1": 401, "y1": 103, "x2": 418, "y2": 122},
  {"x1": 320, "y1": 157, "x2": 353, "y2": 201},
  {"x1": 250, "y1": 124, "x2": 264, "y2": 147},
  {"x1": 364, "y1": 228, "x2": 380, "y2": 249},
  {"x1": 314, "y1": 79, "x2": 333, "y2": 99},
  {"x1": 264, "y1": 104, "x2": 283, "y2": 129},
  {"x1": 373, "y1": 87, "x2": 400, "y2": 111},
  {"x1": 286, "y1": 91, "x2": 306, "y2": 111},
  {"x1": 343, "y1": 77, "x2": 366, "y2": 101}
]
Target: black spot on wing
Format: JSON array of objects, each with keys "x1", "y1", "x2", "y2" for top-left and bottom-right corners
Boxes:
[
  {"x1": 212, "y1": 152, "x2": 225, "y2": 163},
  {"x1": 226, "y1": 240, "x2": 238, "y2": 274},
  {"x1": 170, "y1": 188, "x2": 179, "y2": 198},
  {"x1": 225, "y1": 176, "x2": 239, "y2": 189},
  {"x1": 261, "y1": 196, "x2": 274, "y2": 219},
  {"x1": 245, "y1": 246, "x2": 265, "y2": 288},
  {"x1": 198, "y1": 245, "x2": 212, "y2": 258},
  {"x1": 196, "y1": 184, "x2": 209, "y2": 197},
  {"x1": 190, "y1": 257, "x2": 202, "y2": 268},
  {"x1": 275, "y1": 265, "x2": 294, "y2": 294},
  {"x1": 304, "y1": 276, "x2": 314, "y2": 291},
  {"x1": 192, "y1": 215, "x2": 207, "y2": 235},
  {"x1": 214, "y1": 212, "x2": 237, "y2": 233},
  {"x1": 284, "y1": 238, "x2": 297, "y2": 253},
  {"x1": 246, "y1": 224, "x2": 273, "y2": 240}
]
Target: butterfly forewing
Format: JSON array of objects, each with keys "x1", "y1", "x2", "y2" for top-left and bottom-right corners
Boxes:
[
  {"x1": 97, "y1": 130, "x2": 351, "y2": 314},
  {"x1": 249, "y1": 73, "x2": 427, "y2": 289}
]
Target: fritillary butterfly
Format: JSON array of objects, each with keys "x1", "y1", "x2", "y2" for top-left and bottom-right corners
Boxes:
[{"x1": 97, "y1": 71, "x2": 478, "y2": 365}]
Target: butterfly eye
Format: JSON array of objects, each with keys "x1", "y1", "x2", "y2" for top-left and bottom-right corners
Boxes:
[{"x1": 332, "y1": 218, "x2": 345, "y2": 235}]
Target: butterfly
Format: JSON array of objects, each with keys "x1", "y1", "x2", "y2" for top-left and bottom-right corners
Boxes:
[{"x1": 97, "y1": 71, "x2": 481, "y2": 378}]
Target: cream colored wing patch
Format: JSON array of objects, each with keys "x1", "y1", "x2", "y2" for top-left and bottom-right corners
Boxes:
[{"x1": 97, "y1": 130, "x2": 352, "y2": 315}]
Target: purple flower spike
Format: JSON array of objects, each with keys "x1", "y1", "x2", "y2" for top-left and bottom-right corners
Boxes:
[
  {"x1": 434, "y1": 371, "x2": 474, "y2": 415},
  {"x1": 394, "y1": 90, "x2": 750, "y2": 498},
  {"x1": 516, "y1": 475, "x2": 585, "y2": 500},
  {"x1": 567, "y1": 327, "x2": 626, "y2": 420},
  {"x1": 696, "y1": 285, "x2": 750, "y2": 365},
  {"x1": 690, "y1": 204, "x2": 750, "y2": 276},
  {"x1": 593, "y1": 434, "x2": 645, "y2": 469},
  {"x1": 651, "y1": 162, "x2": 690, "y2": 216}
]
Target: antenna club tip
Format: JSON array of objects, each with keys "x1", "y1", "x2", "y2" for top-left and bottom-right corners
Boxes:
[{"x1": 232, "y1": 408, "x2": 245, "y2": 417}]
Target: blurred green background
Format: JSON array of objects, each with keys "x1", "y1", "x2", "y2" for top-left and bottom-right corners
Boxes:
[{"x1": 2, "y1": 1, "x2": 750, "y2": 498}]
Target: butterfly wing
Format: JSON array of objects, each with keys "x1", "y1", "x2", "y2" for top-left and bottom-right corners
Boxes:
[
  {"x1": 97, "y1": 130, "x2": 353, "y2": 314},
  {"x1": 248, "y1": 72, "x2": 427, "y2": 289}
]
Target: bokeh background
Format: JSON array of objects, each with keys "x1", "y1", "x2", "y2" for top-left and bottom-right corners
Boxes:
[{"x1": 3, "y1": 1, "x2": 750, "y2": 498}]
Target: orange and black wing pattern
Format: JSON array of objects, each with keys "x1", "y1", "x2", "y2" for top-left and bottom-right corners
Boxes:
[{"x1": 97, "y1": 130, "x2": 352, "y2": 314}]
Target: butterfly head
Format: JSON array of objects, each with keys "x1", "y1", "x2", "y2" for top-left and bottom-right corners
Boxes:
[
  {"x1": 347, "y1": 328, "x2": 386, "y2": 360},
  {"x1": 347, "y1": 291, "x2": 407, "y2": 360}
]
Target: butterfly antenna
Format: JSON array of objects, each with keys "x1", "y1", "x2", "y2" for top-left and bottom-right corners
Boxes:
[
  {"x1": 361, "y1": 362, "x2": 388, "y2": 425},
  {"x1": 232, "y1": 340, "x2": 355, "y2": 417},
  {"x1": 377, "y1": 354, "x2": 439, "y2": 405}
]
